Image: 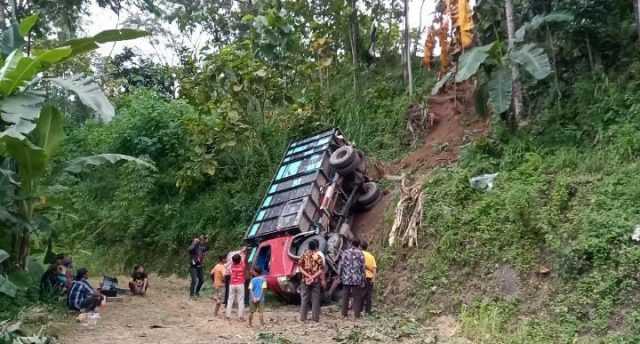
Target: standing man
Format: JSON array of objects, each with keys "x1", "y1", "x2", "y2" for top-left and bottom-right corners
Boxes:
[
  {"x1": 339, "y1": 239, "x2": 366, "y2": 319},
  {"x1": 361, "y1": 241, "x2": 377, "y2": 315},
  {"x1": 188, "y1": 235, "x2": 209, "y2": 298},
  {"x1": 299, "y1": 239, "x2": 324, "y2": 322}
]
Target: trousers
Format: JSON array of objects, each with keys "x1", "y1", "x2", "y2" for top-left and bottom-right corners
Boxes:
[
  {"x1": 189, "y1": 266, "x2": 204, "y2": 296},
  {"x1": 300, "y1": 282, "x2": 321, "y2": 322},
  {"x1": 226, "y1": 284, "x2": 245, "y2": 318},
  {"x1": 341, "y1": 285, "x2": 365, "y2": 318},
  {"x1": 363, "y1": 278, "x2": 374, "y2": 314}
]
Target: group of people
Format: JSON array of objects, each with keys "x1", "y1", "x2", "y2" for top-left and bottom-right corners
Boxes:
[
  {"x1": 187, "y1": 234, "x2": 377, "y2": 326},
  {"x1": 188, "y1": 236, "x2": 266, "y2": 326},
  {"x1": 39, "y1": 254, "x2": 103, "y2": 312},
  {"x1": 40, "y1": 254, "x2": 74, "y2": 296},
  {"x1": 40, "y1": 254, "x2": 150, "y2": 314},
  {"x1": 299, "y1": 239, "x2": 377, "y2": 322}
]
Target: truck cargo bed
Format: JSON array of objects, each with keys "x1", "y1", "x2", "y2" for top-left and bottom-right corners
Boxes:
[{"x1": 245, "y1": 129, "x2": 343, "y2": 245}]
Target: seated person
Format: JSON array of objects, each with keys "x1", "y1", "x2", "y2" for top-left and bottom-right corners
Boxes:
[
  {"x1": 40, "y1": 264, "x2": 66, "y2": 298},
  {"x1": 56, "y1": 264, "x2": 69, "y2": 292},
  {"x1": 67, "y1": 268, "x2": 103, "y2": 312},
  {"x1": 62, "y1": 256, "x2": 73, "y2": 290},
  {"x1": 129, "y1": 265, "x2": 149, "y2": 296}
]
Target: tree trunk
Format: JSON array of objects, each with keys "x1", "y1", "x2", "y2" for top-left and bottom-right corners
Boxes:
[
  {"x1": 414, "y1": 0, "x2": 428, "y2": 58},
  {"x1": 9, "y1": 0, "x2": 16, "y2": 20},
  {"x1": 546, "y1": 24, "x2": 561, "y2": 102},
  {"x1": 635, "y1": 0, "x2": 640, "y2": 45},
  {"x1": 349, "y1": 0, "x2": 359, "y2": 94},
  {"x1": 0, "y1": 1, "x2": 6, "y2": 29},
  {"x1": 404, "y1": 0, "x2": 413, "y2": 97},
  {"x1": 15, "y1": 195, "x2": 33, "y2": 270},
  {"x1": 585, "y1": 36, "x2": 594, "y2": 73},
  {"x1": 505, "y1": 0, "x2": 523, "y2": 123},
  {"x1": 17, "y1": 231, "x2": 29, "y2": 269}
]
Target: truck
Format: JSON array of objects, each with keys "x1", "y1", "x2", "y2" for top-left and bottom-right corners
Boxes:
[{"x1": 244, "y1": 128, "x2": 381, "y2": 301}]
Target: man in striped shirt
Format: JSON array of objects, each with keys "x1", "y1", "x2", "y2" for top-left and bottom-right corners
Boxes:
[{"x1": 67, "y1": 268, "x2": 102, "y2": 312}]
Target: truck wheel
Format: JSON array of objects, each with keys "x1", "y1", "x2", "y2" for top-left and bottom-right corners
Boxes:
[
  {"x1": 330, "y1": 146, "x2": 355, "y2": 169},
  {"x1": 296, "y1": 235, "x2": 327, "y2": 256},
  {"x1": 337, "y1": 153, "x2": 361, "y2": 176},
  {"x1": 357, "y1": 182, "x2": 380, "y2": 205},
  {"x1": 358, "y1": 196, "x2": 380, "y2": 211}
]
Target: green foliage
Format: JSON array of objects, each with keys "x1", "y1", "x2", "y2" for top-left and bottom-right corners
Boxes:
[
  {"x1": 49, "y1": 76, "x2": 114, "y2": 122},
  {"x1": 514, "y1": 12, "x2": 574, "y2": 42},
  {"x1": 65, "y1": 154, "x2": 156, "y2": 174},
  {"x1": 488, "y1": 67, "x2": 513, "y2": 115},
  {"x1": 0, "y1": 249, "x2": 17, "y2": 298},
  {"x1": 34, "y1": 106, "x2": 64, "y2": 158},
  {"x1": 454, "y1": 9, "x2": 569, "y2": 116},
  {"x1": 61, "y1": 29, "x2": 150, "y2": 58},
  {"x1": 0, "y1": 23, "x2": 25, "y2": 57},
  {"x1": 256, "y1": 332, "x2": 294, "y2": 344},
  {"x1": 455, "y1": 43, "x2": 495, "y2": 83},
  {"x1": 510, "y1": 44, "x2": 552, "y2": 80},
  {"x1": 0, "y1": 17, "x2": 150, "y2": 272}
]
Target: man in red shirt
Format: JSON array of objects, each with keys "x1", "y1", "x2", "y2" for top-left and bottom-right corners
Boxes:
[{"x1": 226, "y1": 254, "x2": 246, "y2": 320}]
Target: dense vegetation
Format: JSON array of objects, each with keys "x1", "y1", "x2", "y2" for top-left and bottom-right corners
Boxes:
[{"x1": 1, "y1": 0, "x2": 640, "y2": 341}]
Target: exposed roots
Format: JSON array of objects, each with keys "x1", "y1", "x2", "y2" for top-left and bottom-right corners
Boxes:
[{"x1": 388, "y1": 177, "x2": 424, "y2": 248}]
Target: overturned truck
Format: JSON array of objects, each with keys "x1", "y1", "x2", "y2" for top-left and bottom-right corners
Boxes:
[{"x1": 245, "y1": 128, "x2": 381, "y2": 301}]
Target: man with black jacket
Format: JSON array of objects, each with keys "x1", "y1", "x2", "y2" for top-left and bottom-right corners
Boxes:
[{"x1": 188, "y1": 235, "x2": 209, "y2": 298}]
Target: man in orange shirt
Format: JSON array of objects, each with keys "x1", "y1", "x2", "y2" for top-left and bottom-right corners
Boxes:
[{"x1": 210, "y1": 255, "x2": 226, "y2": 316}]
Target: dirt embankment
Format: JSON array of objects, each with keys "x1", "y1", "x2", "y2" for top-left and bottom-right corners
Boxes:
[
  {"x1": 353, "y1": 81, "x2": 489, "y2": 243},
  {"x1": 350, "y1": 82, "x2": 490, "y2": 321}
]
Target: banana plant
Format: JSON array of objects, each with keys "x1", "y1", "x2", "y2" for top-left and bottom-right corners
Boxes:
[
  {"x1": 0, "y1": 15, "x2": 155, "y2": 270},
  {"x1": 453, "y1": 12, "x2": 573, "y2": 115},
  {"x1": 0, "y1": 248, "x2": 17, "y2": 297}
]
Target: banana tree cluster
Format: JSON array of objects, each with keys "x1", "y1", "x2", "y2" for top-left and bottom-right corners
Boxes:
[
  {"x1": 422, "y1": 0, "x2": 475, "y2": 73},
  {"x1": 435, "y1": 12, "x2": 573, "y2": 114},
  {"x1": 0, "y1": 15, "x2": 155, "y2": 272}
]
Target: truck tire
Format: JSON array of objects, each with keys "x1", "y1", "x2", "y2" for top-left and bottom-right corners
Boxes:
[
  {"x1": 357, "y1": 196, "x2": 380, "y2": 211},
  {"x1": 357, "y1": 182, "x2": 380, "y2": 206},
  {"x1": 330, "y1": 146, "x2": 355, "y2": 169},
  {"x1": 337, "y1": 153, "x2": 361, "y2": 176},
  {"x1": 296, "y1": 235, "x2": 327, "y2": 256}
]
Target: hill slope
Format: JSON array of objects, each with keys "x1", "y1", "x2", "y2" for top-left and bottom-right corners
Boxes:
[{"x1": 353, "y1": 75, "x2": 640, "y2": 343}]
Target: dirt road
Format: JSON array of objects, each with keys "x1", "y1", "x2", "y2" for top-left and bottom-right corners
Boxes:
[{"x1": 59, "y1": 276, "x2": 445, "y2": 344}]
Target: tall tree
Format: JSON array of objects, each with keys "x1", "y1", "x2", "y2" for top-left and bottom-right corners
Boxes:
[
  {"x1": 504, "y1": 0, "x2": 523, "y2": 122},
  {"x1": 635, "y1": 0, "x2": 640, "y2": 45},
  {"x1": 0, "y1": 2, "x2": 5, "y2": 29},
  {"x1": 404, "y1": 0, "x2": 413, "y2": 96},
  {"x1": 349, "y1": 0, "x2": 359, "y2": 93}
]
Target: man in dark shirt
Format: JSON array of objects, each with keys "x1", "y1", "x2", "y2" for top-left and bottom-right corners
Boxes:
[
  {"x1": 188, "y1": 235, "x2": 209, "y2": 297},
  {"x1": 339, "y1": 239, "x2": 366, "y2": 319}
]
